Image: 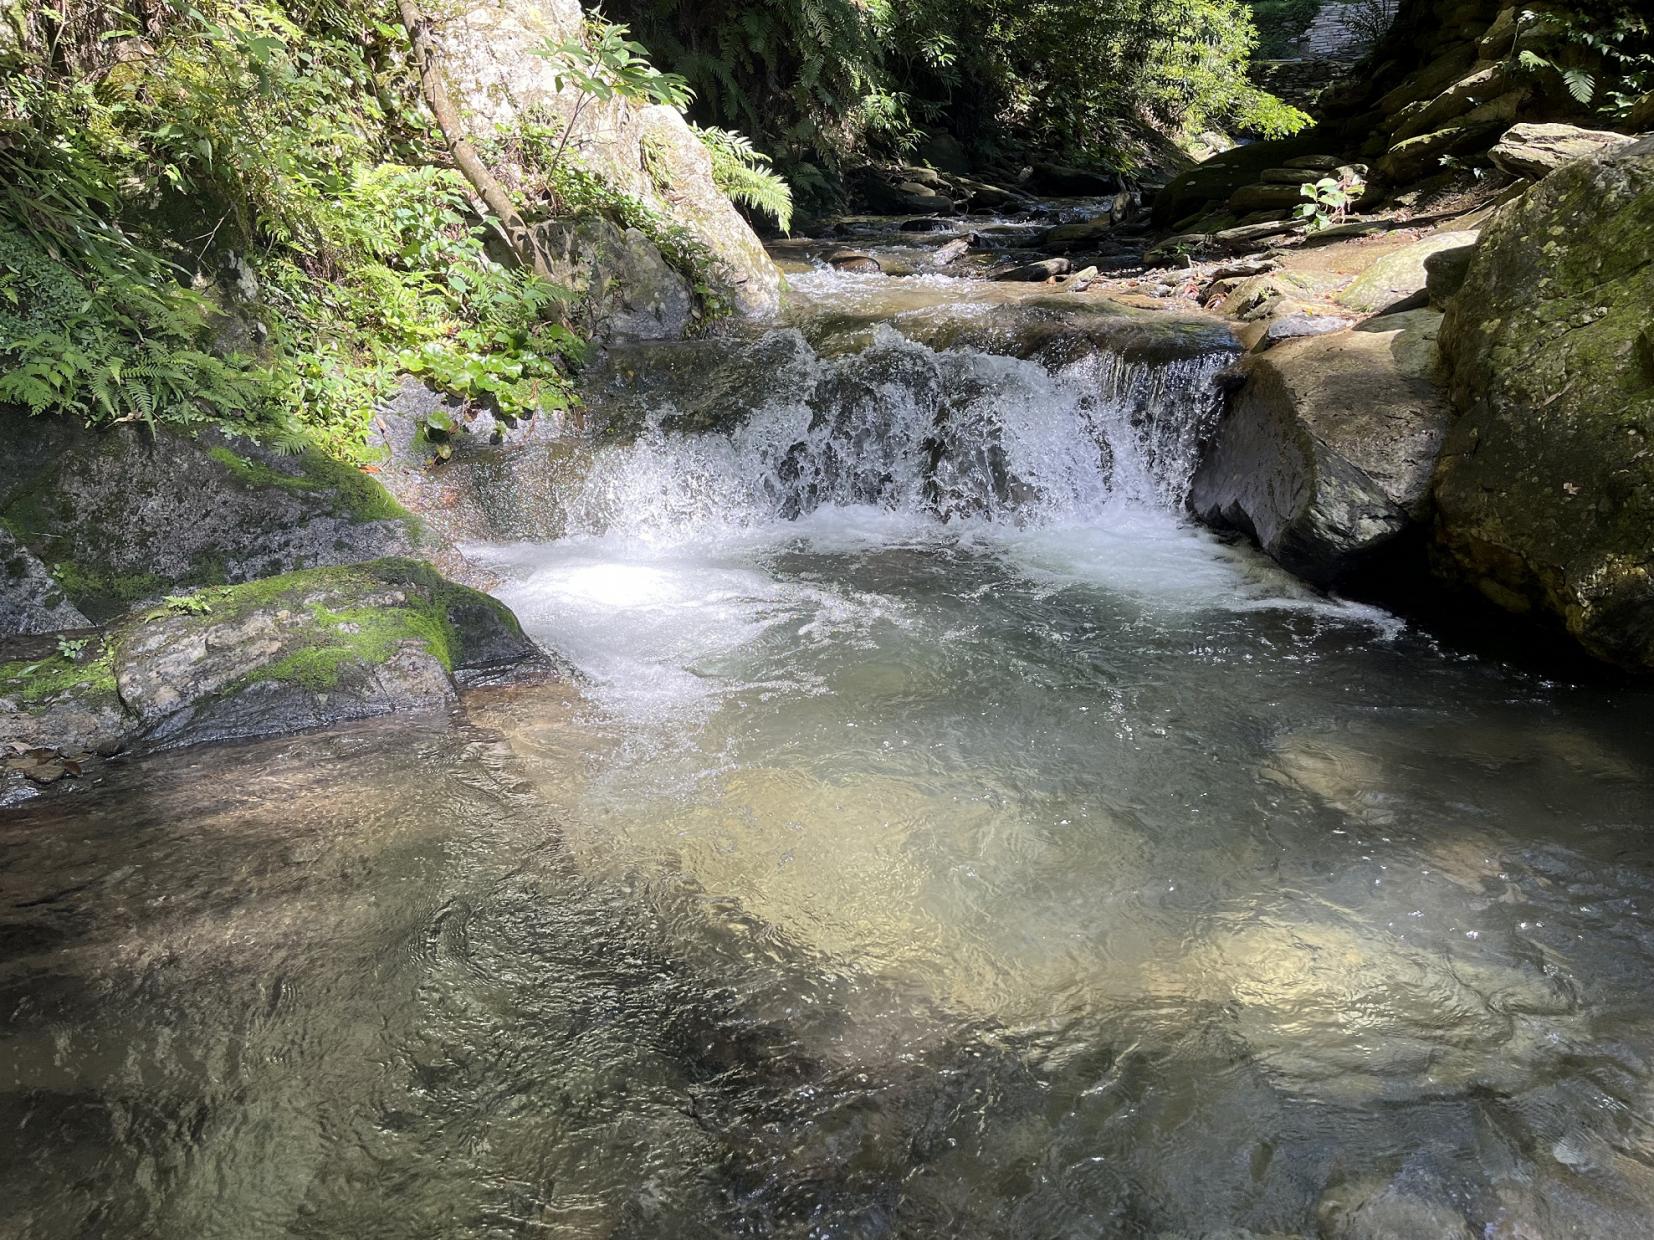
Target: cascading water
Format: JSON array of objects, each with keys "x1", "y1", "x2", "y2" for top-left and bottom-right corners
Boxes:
[
  {"x1": 563, "y1": 323, "x2": 1233, "y2": 540},
  {"x1": 11, "y1": 252, "x2": 1654, "y2": 1240}
]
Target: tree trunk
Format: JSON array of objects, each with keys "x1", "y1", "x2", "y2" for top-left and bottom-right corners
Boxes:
[{"x1": 395, "y1": 0, "x2": 548, "y2": 277}]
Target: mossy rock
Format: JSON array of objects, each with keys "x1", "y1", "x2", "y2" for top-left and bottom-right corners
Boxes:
[
  {"x1": 0, "y1": 558, "x2": 545, "y2": 758},
  {"x1": 1435, "y1": 136, "x2": 1654, "y2": 672},
  {"x1": 0, "y1": 411, "x2": 423, "y2": 624}
]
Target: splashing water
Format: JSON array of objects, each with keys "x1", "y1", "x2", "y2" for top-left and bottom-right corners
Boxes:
[{"x1": 561, "y1": 325, "x2": 1233, "y2": 541}]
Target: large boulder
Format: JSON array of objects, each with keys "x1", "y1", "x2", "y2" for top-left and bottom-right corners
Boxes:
[
  {"x1": 439, "y1": 0, "x2": 781, "y2": 317},
  {"x1": 1488, "y1": 122, "x2": 1638, "y2": 180},
  {"x1": 0, "y1": 413, "x2": 421, "y2": 624},
  {"x1": 1190, "y1": 310, "x2": 1453, "y2": 585},
  {"x1": 1336, "y1": 230, "x2": 1479, "y2": 313},
  {"x1": 1435, "y1": 136, "x2": 1654, "y2": 671},
  {"x1": 0, "y1": 558, "x2": 544, "y2": 760}
]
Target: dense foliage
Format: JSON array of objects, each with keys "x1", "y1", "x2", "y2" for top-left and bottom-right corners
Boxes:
[
  {"x1": 607, "y1": 0, "x2": 1309, "y2": 191},
  {"x1": 0, "y1": 1, "x2": 784, "y2": 454}
]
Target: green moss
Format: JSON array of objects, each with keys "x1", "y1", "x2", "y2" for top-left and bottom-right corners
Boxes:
[
  {"x1": 48, "y1": 561, "x2": 164, "y2": 613},
  {"x1": 0, "y1": 647, "x2": 117, "y2": 707},
  {"x1": 209, "y1": 440, "x2": 420, "y2": 533},
  {"x1": 196, "y1": 557, "x2": 518, "y2": 692},
  {"x1": 207, "y1": 444, "x2": 325, "y2": 493}
]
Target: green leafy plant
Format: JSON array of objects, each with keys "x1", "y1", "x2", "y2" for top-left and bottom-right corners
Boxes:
[
  {"x1": 692, "y1": 125, "x2": 794, "y2": 231},
  {"x1": 55, "y1": 636, "x2": 91, "y2": 660},
  {"x1": 1510, "y1": 5, "x2": 1653, "y2": 118},
  {"x1": 1295, "y1": 171, "x2": 1365, "y2": 232},
  {"x1": 163, "y1": 592, "x2": 214, "y2": 615},
  {"x1": 532, "y1": 18, "x2": 693, "y2": 180}
]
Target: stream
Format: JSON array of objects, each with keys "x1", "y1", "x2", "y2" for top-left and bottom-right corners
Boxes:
[{"x1": 6, "y1": 215, "x2": 1654, "y2": 1238}]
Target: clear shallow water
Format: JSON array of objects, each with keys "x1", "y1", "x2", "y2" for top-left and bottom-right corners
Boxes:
[{"x1": 7, "y1": 271, "x2": 1654, "y2": 1238}]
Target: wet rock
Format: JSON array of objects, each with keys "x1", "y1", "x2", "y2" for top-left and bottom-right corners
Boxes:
[
  {"x1": 0, "y1": 559, "x2": 546, "y2": 758},
  {"x1": 828, "y1": 249, "x2": 883, "y2": 274},
  {"x1": 992, "y1": 257, "x2": 1071, "y2": 282},
  {"x1": 1488, "y1": 122, "x2": 1637, "y2": 180},
  {"x1": 1336, "y1": 230, "x2": 1480, "y2": 314},
  {"x1": 931, "y1": 236, "x2": 974, "y2": 266},
  {"x1": 899, "y1": 217, "x2": 954, "y2": 233},
  {"x1": 535, "y1": 216, "x2": 694, "y2": 340},
  {"x1": 1435, "y1": 136, "x2": 1654, "y2": 672},
  {"x1": 364, "y1": 376, "x2": 577, "y2": 551},
  {"x1": 0, "y1": 411, "x2": 420, "y2": 624},
  {"x1": 1191, "y1": 310, "x2": 1452, "y2": 585},
  {"x1": 1, "y1": 526, "x2": 88, "y2": 637}
]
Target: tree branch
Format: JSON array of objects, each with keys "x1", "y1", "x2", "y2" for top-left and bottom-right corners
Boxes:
[{"x1": 395, "y1": 0, "x2": 548, "y2": 278}]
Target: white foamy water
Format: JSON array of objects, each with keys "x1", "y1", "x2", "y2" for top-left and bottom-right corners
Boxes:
[{"x1": 470, "y1": 319, "x2": 1395, "y2": 722}]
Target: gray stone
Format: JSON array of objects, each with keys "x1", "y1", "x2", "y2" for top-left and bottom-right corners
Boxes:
[
  {"x1": 1488, "y1": 121, "x2": 1638, "y2": 180},
  {"x1": 1257, "y1": 313, "x2": 1351, "y2": 348},
  {"x1": 0, "y1": 412, "x2": 419, "y2": 623},
  {"x1": 1424, "y1": 237, "x2": 1478, "y2": 306},
  {"x1": 992, "y1": 257, "x2": 1071, "y2": 282},
  {"x1": 1028, "y1": 161, "x2": 1120, "y2": 196},
  {"x1": 1191, "y1": 310, "x2": 1452, "y2": 584},
  {"x1": 1228, "y1": 182, "x2": 1314, "y2": 213},
  {"x1": 440, "y1": 0, "x2": 780, "y2": 317},
  {"x1": 828, "y1": 249, "x2": 883, "y2": 273},
  {"x1": 1040, "y1": 217, "x2": 1117, "y2": 252},
  {"x1": 536, "y1": 216, "x2": 694, "y2": 341},
  {"x1": 1, "y1": 526, "x2": 88, "y2": 637},
  {"x1": 1337, "y1": 230, "x2": 1480, "y2": 313}
]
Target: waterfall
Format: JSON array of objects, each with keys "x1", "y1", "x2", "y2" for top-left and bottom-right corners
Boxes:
[{"x1": 566, "y1": 324, "x2": 1235, "y2": 542}]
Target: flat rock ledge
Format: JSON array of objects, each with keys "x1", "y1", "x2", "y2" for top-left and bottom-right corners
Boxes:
[{"x1": 2, "y1": 559, "x2": 549, "y2": 783}]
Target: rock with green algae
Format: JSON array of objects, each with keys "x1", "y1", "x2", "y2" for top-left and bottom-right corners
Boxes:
[
  {"x1": 0, "y1": 411, "x2": 422, "y2": 626},
  {"x1": 1434, "y1": 136, "x2": 1654, "y2": 672},
  {"x1": 0, "y1": 558, "x2": 546, "y2": 762}
]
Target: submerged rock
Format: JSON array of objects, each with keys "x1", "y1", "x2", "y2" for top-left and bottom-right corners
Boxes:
[
  {"x1": 0, "y1": 411, "x2": 420, "y2": 626},
  {"x1": 1191, "y1": 311, "x2": 1452, "y2": 585},
  {"x1": 0, "y1": 558, "x2": 545, "y2": 759},
  {"x1": 1435, "y1": 135, "x2": 1654, "y2": 672}
]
